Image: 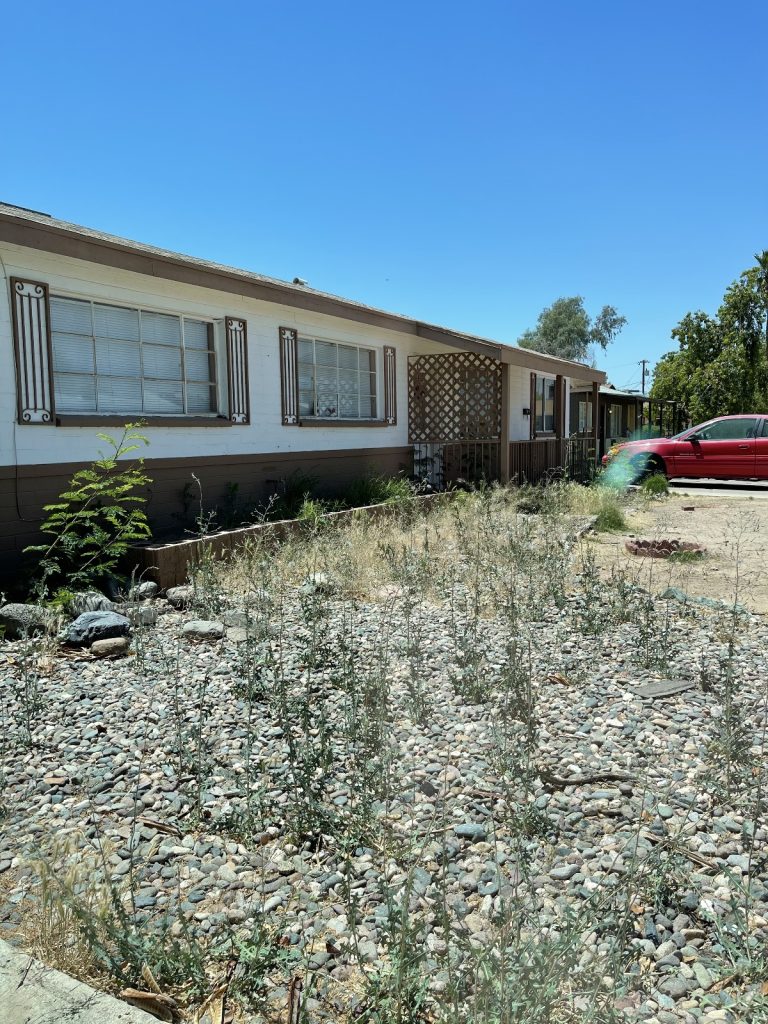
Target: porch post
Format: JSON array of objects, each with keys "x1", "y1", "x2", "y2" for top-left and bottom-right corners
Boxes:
[
  {"x1": 591, "y1": 381, "x2": 600, "y2": 461},
  {"x1": 499, "y1": 362, "x2": 510, "y2": 483}
]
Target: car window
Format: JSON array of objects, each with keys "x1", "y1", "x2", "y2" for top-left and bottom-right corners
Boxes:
[
  {"x1": 695, "y1": 418, "x2": 759, "y2": 440},
  {"x1": 761, "y1": 418, "x2": 768, "y2": 438}
]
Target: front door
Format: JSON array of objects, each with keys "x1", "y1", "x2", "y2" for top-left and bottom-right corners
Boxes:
[{"x1": 672, "y1": 417, "x2": 759, "y2": 479}]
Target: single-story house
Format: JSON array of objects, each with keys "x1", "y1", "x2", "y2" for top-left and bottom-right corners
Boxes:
[
  {"x1": 0, "y1": 202, "x2": 605, "y2": 574},
  {"x1": 569, "y1": 384, "x2": 686, "y2": 458}
]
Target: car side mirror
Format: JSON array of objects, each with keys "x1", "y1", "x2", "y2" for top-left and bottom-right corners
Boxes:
[{"x1": 688, "y1": 432, "x2": 701, "y2": 443}]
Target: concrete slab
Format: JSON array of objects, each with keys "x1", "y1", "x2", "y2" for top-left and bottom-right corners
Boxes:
[
  {"x1": 0, "y1": 939, "x2": 152, "y2": 1024},
  {"x1": 627, "y1": 678, "x2": 697, "y2": 699}
]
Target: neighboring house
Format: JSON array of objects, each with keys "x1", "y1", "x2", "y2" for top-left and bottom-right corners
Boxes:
[
  {"x1": 0, "y1": 203, "x2": 605, "y2": 573},
  {"x1": 569, "y1": 384, "x2": 685, "y2": 458}
]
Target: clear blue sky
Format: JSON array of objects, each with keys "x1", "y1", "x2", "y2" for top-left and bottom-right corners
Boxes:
[{"x1": 3, "y1": 0, "x2": 767, "y2": 391}]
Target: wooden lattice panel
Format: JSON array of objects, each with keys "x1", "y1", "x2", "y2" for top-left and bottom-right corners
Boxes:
[{"x1": 408, "y1": 352, "x2": 502, "y2": 443}]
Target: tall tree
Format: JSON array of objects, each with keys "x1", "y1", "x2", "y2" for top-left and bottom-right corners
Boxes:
[
  {"x1": 518, "y1": 296, "x2": 626, "y2": 363},
  {"x1": 651, "y1": 253, "x2": 768, "y2": 423}
]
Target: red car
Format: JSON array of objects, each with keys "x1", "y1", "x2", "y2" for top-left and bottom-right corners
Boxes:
[{"x1": 602, "y1": 414, "x2": 768, "y2": 481}]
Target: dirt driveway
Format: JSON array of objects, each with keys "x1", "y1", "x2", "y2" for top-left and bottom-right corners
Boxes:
[{"x1": 589, "y1": 490, "x2": 768, "y2": 615}]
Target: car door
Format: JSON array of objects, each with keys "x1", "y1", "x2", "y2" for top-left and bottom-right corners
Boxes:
[
  {"x1": 756, "y1": 417, "x2": 768, "y2": 479},
  {"x1": 676, "y1": 417, "x2": 758, "y2": 479}
]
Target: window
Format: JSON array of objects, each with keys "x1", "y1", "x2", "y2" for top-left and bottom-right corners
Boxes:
[
  {"x1": 695, "y1": 417, "x2": 760, "y2": 441},
  {"x1": 534, "y1": 376, "x2": 556, "y2": 433},
  {"x1": 578, "y1": 400, "x2": 593, "y2": 432},
  {"x1": 50, "y1": 296, "x2": 216, "y2": 416},
  {"x1": 297, "y1": 336, "x2": 377, "y2": 419},
  {"x1": 608, "y1": 403, "x2": 623, "y2": 438}
]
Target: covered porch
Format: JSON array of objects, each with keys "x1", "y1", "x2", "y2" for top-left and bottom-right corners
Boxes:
[{"x1": 407, "y1": 347, "x2": 604, "y2": 488}]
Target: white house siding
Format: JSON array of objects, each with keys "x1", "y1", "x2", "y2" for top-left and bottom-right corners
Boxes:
[
  {"x1": 0, "y1": 241, "x2": 450, "y2": 468},
  {"x1": 506, "y1": 363, "x2": 570, "y2": 441}
]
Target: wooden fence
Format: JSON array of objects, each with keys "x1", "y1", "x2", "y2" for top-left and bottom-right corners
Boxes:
[{"x1": 509, "y1": 437, "x2": 596, "y2": 485}]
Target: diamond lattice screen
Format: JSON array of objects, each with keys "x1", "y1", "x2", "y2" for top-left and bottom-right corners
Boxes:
[{"x1": 408, "y1": 352, "x2": 502, "y2": 443}]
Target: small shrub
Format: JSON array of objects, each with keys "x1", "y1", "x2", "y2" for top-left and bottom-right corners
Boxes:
[
  {"x1": 345, "y1": 473, "x2": 414, "y2": 508},
  {"x1": 593, "y1": 494, "x2": 627, "y2": 532},
  {"x1": 24, "y1": 424, "x2": 152, "y2": 592},
  {"x1": 267, "y1": 470, "x2": 318, "y2": 520},
  {"x1": 641, "y1": 472, "x2": 669, "y2": 496},
  {"x1": 296, "y1": 496, "x2": 343, "y2": 527}
]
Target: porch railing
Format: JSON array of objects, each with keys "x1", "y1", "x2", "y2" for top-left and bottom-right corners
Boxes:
[
  {"x1": 413, "y1": 441, "x2": 500, "y2": 489},
  {"x1": 414, "y1": 438, "x2": 596, "y2": 489},
  {"x1": 509, "y1": 437, "x2": 596, "y2": 485}
]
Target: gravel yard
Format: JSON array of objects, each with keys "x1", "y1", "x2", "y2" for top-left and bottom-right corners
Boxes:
[{"x1": 1, "y1": 487, "x2": 767, "y2": 1024}]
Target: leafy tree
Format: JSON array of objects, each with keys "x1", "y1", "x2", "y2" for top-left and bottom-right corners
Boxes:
[
  {"x1": 518, "y1": 296, "x2": 626, "y2": 362},
  {"x1": 651, "y1": 254, "x2": 768, "y2": 423},
  {"x1": 25, "y1": 424, "x2": 152, "y2": 593}
]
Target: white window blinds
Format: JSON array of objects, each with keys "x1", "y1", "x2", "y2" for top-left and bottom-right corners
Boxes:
[{"x1": 50, "y1": 297, "x2": 216, "y2": 416}]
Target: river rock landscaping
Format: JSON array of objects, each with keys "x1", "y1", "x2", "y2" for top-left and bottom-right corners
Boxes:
[{"x1": 1, "y1": 486, "x2": 766, "y2": 1023}]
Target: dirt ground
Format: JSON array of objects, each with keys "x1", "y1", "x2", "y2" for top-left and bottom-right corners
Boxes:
[{"x1": 590, "y1": 491, "x2": 768, "y2": 615}]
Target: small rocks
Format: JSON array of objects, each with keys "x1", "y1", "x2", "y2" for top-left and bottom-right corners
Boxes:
[
  {"x1": 2, "y1": 513, "x2": 768, "y2": 1022},
  {"x1": 65, "y1": 611, "x2": 131, "y2": 646},
  {"x1": 300, "y1": 572, "x2": 336, "y2": 597},
  {"x1": 453, "y1": 823, "x2": 487, "y2": 842},
  {"x1": 183, "y1": 620, "x2": 225, "y2": 642},
  {"x1": 132, "y1": 581, "x2": 159, "y2": 601},
  {"x1": 549, "y1": 863, "x2": 579, "y2": 881}
]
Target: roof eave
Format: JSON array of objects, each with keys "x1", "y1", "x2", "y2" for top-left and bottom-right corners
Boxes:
[{"x1": 0, "y1": 207, "x2": 600, "y2": 377}]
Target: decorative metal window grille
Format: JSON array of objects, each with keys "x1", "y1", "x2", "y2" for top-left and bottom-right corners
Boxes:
[
  {"x1": 297, "y1": 336, "x2": 377, "y2": 419},
  {"x1": 49, "y1": 296, "x2": 217, "y2": 416}
]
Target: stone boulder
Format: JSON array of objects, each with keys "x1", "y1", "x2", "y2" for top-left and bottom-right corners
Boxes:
[
  {"x1": 183, "y1": 620, "x2": 225, "y2": 642},
  {"x1": 68, "y1": 591, "x2": 116, "y2": 616},
  {"x1": 91, "y1": 636, "x2": 130, "y2": 658},
  {"x1": 0, "y1": 603, "x2": 54, "y2": 639},
  {"x1": 165, "y1": 585, "x2": 194, "y2": 609},
  {"x1": 131, "y1": 581, "x2": 159, "y2": 601},
  {"x1": 65, "y1": 611, "x2": 131, "y2": 647}
]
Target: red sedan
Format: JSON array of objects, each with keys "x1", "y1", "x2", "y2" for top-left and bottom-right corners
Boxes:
[{"x1": 602, "y1": 414, "x2": 768, "y2": 481}]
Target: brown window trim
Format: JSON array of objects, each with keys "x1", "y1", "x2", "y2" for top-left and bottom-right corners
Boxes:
[
  {"x1": 298, "y1": 418, "x2": 390, "y2": 429},
  {"x1": 55, "y1": 415, "x2": 233, "y2": 428}
]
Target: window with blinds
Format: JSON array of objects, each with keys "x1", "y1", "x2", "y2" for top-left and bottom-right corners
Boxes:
[
  {"x1": 49, "y1": 296, "x2": 216, "y2": 415},
  {"x1": 297, "y1": 337, "x2": 377, "y2": 419}
]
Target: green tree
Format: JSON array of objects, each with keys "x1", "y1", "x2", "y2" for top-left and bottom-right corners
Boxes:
[
  {"x1": 518, "y1": 296, "x2": 626, "y2": 362},
  {"x1": 651, "y1": 254, "x2": 768, "y2": 423}
]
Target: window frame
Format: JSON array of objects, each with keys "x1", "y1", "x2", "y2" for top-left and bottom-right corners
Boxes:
[
  {"x1": 608, "y1": 402, "x2": 623, "y2": 438},
  {"x1": 297, "y1": 334, "x2": 379, "y2": 422},
  {"x1": 578, "y1": 400, "x2": 593, "y2": 433},
  {"x1": 694, "y1": 417, "x2": 761, "y2": 441},
  {"x1": 534, "y1": 375, "x2": 557, "y2": 435},
  {"x1": 48, "y1": 292, "x2": 220, "y2": 420}
]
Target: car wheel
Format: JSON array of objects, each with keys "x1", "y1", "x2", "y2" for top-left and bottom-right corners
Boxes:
[{"x1": 630, "y1": 454, "x2": 666, "y2": 482}]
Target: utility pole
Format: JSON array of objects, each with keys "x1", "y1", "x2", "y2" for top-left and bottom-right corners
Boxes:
[{"x1": 639, "y1": 359, "x2": 649, "y2": 395}]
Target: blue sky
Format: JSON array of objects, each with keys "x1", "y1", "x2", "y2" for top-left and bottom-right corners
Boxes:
[{"x1": 2, "y1": 0, "x2": 767, "y2": 391}]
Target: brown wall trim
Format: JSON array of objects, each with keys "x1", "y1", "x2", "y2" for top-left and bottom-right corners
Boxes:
[
  {"x1": 0, "y1": 212, "x2": 605, "y2": 383},
  {"x1": 55, "y1": 415, "x2": 232, "y2": 428},
  {"x1": 2, "y1": 446, "x2": 413, "y2": 479}
]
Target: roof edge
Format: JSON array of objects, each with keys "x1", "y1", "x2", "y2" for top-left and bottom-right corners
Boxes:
[{"x1": 0, "y1": 205, "x2": 604, "y2": 379}]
